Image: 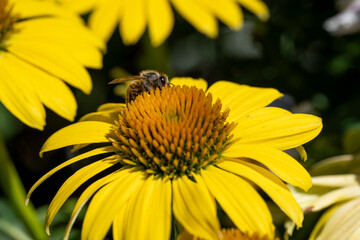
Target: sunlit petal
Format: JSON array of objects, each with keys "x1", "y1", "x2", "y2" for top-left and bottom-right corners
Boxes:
[{"x1": 170, "y1": 77, "x2": 208, "y2": 91}]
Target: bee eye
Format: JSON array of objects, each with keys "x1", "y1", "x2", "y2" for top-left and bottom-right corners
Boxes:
[{"x1": 159, "y1": 76, "x2": 167, "y2": 86}]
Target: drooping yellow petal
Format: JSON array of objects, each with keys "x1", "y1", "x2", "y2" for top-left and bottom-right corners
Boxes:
[
  {"x1": 0, "y1": 53, "x2": 45, "y2": 130},
  {"x1": 196, "y1": 0, "x2": 243, "y2": 30},
  {"x1": 173, "y1": 175, "x2": 220, "y2": 240},
  {"x1": 89, "y1": 0, "x2": 122, "y2": 41},
  {"x1": 170, "y1": 77, "x2": 208, "y2": 91},
  {"x1": 206, "y1": 81, "x2": 282, "y2": 123},
  {"x1": 40, "y1": 121, "x2": 112, "y2": 156},
  {"x1": 171, "y1": 0, "x2": 218, "y2": 38},
  {"x1": 218, "y1": 160, "x2": 303, "y2": 227},
  {"x1": 4, "y1": 52, "x2": 77, "y2": 122},
  {"x1": 148, "y1": 0, "x2": 174, "y2": 46},
  {"x1": 82, "y1": 169, "x2": 144, "y2": 240},
  {"x1": 200, "y1": 166, "x2": 274, "y2": 238},
  {"x1": 122, "y1": 176, "x2": 171, "y2": 240},
  {"x1": 236, "y1": 0, "x2": 269, "y2": 21},
  {"x1": 113, "y1": 201, "x2": 129, "y2": 240},
  {"x1": 310, "y1": 185, "x2": 360, "y2": 211},
  {"x1": 45, "y1": 156, "x2": 117, "y2": 234},
  {"x1": 64, "y1": 169, "x2": 121, "y2": 240},
  {"x1": 25, "y1": 146, "x2": 115, "y2": 205},
  {"x1": 97, "y1": 103, "x2": 126, "y2": 111},
  {"x1": 296, "y1": 146, "x2": 308, "y2": 161},
  {"x1": 231, "y1": 107, "x2": 322, "y2": 150},
  {"x1": 224, "y1": 145, "x2": 312, "y2": 191},
  {"x1": 8, "y1": 36, "x2": 92, "y2": 94},
  {"x1": 120, "y1": 0, "x2": 147, "y2": 45}
]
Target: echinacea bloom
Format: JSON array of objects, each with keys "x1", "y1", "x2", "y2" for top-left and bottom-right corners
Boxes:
[
  {"x1": 286, "y1": 154, "x2": 360, "y2": 240},
  {"x1": 0, "y1": 0, "x2": 105, "y2": 130},
  {"x1": 56, "y1": 0, "x2": 269, "y2": 46},
  {"x1": 27, "y1": 79, "x2": 322, "y2": 239}
]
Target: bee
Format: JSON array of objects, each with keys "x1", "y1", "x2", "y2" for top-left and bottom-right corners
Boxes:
[{"x1": 109, "y1": 70, "x2": 170, "y2": 104}]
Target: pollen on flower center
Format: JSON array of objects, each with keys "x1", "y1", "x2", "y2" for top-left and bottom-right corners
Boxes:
[
  {"x1": 109, "y1": 85, "x2": 236, "y2": 178},
  {"x1": 0, "y1": 0, "x2": 19, "y2": 51}
]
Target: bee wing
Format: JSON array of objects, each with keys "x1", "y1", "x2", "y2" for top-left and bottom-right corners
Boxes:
[{"x1": 108, "y1": 75, "x2": 145, "y2": 84}]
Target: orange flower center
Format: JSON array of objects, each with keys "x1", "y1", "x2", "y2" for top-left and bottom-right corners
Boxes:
[
  {"x1": 110, "y1": 85, "x2": 236, "y2": 178},
  {"x1": 0, "y1": 0, "x2": 19, "y2": 51}
]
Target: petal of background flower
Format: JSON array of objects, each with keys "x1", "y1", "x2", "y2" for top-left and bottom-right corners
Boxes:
[
  {"x1": 218, "y1": 160, "x2": 303, "y2": 227},
  {"x1": 5, "y1": 53, "x2": 77, "y2": 122},
  {"x1": 89, "y1": 0, "x2": 122, "y2": 42},
  {"x1": 170, "y1": 77, "x2": 208, "y2": 91},
  {"x1": 171, "y1": 0, "x2": 218, "y2": 37},
  {"x1": 200, "y1": 166, "x2": 274, "y2": 238},
  {"x1": 0, "y1": 53, "x2": 45, "y2": 130},
  {"x1": 231, "y1": 107, "x2": 322, "y2": 150},
  {"x1": 312, "y1": 174, "x2": 359, "y2": 187},
  {"x1": 148, "y1": 0, "x2": 174, "y2": 46},
  {"x1": 196, "y1": 0, "x2": 243, "y2": 30},
  {"x1": 123, "y1": 176, "x2": 171, "y2": 240},
  {"x1": 173, "y1": 175, "x2": 220, "y2": 240},
  {"x1": 308, "y1": 205, "x2": 339, "y2": 240},
  {"x1": 25, "y1": 146, "x2": 116, "y2": 205},
  {"x1": 120, "y1": 0, "x2": 147, "y2": 45},
  {"x1": 40, "y1": 121, "x2": 113, "y2": 156},
  {"x1": 82, "y1": 170, "x2": 143, "y2": 240},
  {"x1": 45, "y1": 156, "x2": 117, "y2": 234},
  {"x1": 310, "y1": 185, "x2": 360, "y2": 211},
  {"x1": 206, "y1": 81, "x2": 282, "y2": 123},
  {"x1": 8, "y1": 39, "x2": 92, "y2": 94},
  {"x1": 315, "y1": 199, "x2": 360, "y2": 240},
  {"x1": 223, "y1": 145, "x2": 312, "y2": 191},
  {"x1": 64, "y1": 170, "x2": 121, "y2": 240},
  {"x1": 236, "y1": 0, "x2": 269, "y2": 21}
]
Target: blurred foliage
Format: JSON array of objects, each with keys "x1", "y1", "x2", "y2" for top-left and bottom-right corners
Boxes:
[{"x1": 1, "y1": 0, "x2": 360, "y2": 239}]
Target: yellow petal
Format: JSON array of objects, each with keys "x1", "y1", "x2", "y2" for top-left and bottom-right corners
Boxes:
[
  {"x1": 200, "y1": 166, "x2": 274, "y2": 238},
  {"x1": 97, "y1": 103, "x2": 126, "y2": 111},
  {"x1": 170, "y1": 77, "x2": 208, "y2": 91},
  {"x1": 4, "y1": 52, "x2": 77, "y2": 122},
  {"x1": 45, "y1": 156, "x2": 117, "y2": 234},
  {"x1": 82, "y1": 169, "x2": 144, "y2": 240},
  {"x1": 196, "y1": 0, "x2": 243, "y2": 30},
  {"x1": 171, "y1": 0, "x2": 218, "y2": 38},
  {"x1": 113, "y1": 201, "x2": 129, "y2": 240},
  {"x1": 11, "y1": 0, "x2": 82, "y2": 23},
  {"x1": 89, "y1": 0, "x2": 122, "y2": 41},
  {"x1": 64, "y1": 169, "x2": 121, "y2": 240},
  {"x1": 8, "y1": 35, "x2": 92, "y2": 94},
  {"x1": 231, "y1": 107, "x2": 322, "y2": 150},
  {"x1": 123, "y1": 176, "x2": 171, "y2": 240},
  {"x1": 120, "y1": 0, "x2": 147, "y2": 45},
  {"x1": 40, "y1": 121, "x2": 112, "y2": 156},
  {"x1": 60, "y1": 0, "x2": 97, "y2": 14},
  {"x1": 148, "y1": 0, "x2": 174, "y2": 46},
  {"x1": 206, "y1": 81, "x2": 282, "y2": 123},
  {"x1": 218, "y1": 160, "x2": 303, "y2": 227},
  {"x1": 236, "y1": 0, "x2": 269, "y2": 21},
  {"x1": 173, "y1": 175, "x2": 220, "y2": 240},
  {"x1": 79, "y1": 107, "x2": 125, "y2": 123},
  {"x1": 25, "y1": 146, "x2": 115, "y2": 205},
  {"x1": 224, "y1": 145, "x2": 312, "y2": 191},
  {"x1": 310, "y1": 185, "x2": 360, "y2": 211},
  {"x1": 0, "y1": 53, "x2": 45, "y2": 130},
  {"x1": 296, "y1": 146, "x2": 308, "y2": 162}
]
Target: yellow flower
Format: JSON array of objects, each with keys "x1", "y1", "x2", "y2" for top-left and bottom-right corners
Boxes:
[
  {"x1": 0, "y1": 0, "x2": 105, "y2": 130},
  {"x1": 56, "y1": 0, "x2": 269, "y2": 46},
  {"x1": 27, "y1": 79, "x2": 322, "y2": 239},
  {"x1": 286, "y1": 154, "x2": 360, "y2": 240}
]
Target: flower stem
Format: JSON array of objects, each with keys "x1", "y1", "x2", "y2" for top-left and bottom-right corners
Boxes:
[{"x1": 0, "y1": 133, "x2": 47, "y2": 240}]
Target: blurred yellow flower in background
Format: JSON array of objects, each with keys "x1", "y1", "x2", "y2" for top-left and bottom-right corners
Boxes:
[
  {"x1": 0, "y1": 0, "x2": 105, "y2": 130},
  {"x1": 56, "y1": 0, "x2": 269, "y2": 46},
  {"x1": 286, "y1": 154, "x2": 360, "y2": 240},
  {"x1": 27, "y1": 79, "x2": 321, "y2": 239}
]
